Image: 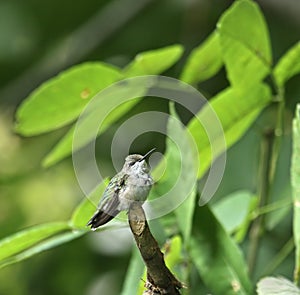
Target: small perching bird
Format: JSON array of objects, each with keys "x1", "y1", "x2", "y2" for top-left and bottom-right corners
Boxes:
[{"x1": 87, "y1": 149, "x2": 155, "y2": 230}]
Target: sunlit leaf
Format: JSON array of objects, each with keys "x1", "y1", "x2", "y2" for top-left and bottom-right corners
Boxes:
[
  {"x1": 15, "y1": 62, "x2": 121, "y2": 135},
  {"x1": 0, "y1": 222, "x2": 69, "y2": 261},
  {"x1": 0, "y1": 231, "x2": 84, "y2": 269},
  {"x1": 291, "y1": 103, "x2": 300, "y2": 284},
  {"x1": 188, "y1": 83, "x2": 272, "y2": 178},
  {"x1": 123, "y1": 44, "x2": 183, "y2": 77},
  {"x1": 168, "y1": 104, "x2": 197, "y2": 243},
  {"x1": 43, "y1": 87, "x2": 144, "y2": 167},
  {"x1": 163, "y1": 235, "x2": 186, "y2": 282},
  {"x1": 180, "y1": 31, "x2": 223, "y2": 84},
  {"x1": 274, "y1": 41, "x2": 300, "y2": 87},
  {"x1": 150, "y1": 103, "x2": 198, "y2": 243},
  {"x1": 0, "y1": 222, "x2": 84, "y2": 269},
  {"x1": 217, "y1": 0, "x2": 272, "y2": 88},
  {"x1": 190, "y1": 205, "x2": 253, "y2": 294}
]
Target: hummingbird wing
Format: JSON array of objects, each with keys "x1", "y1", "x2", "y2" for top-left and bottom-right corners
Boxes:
[{"x1": 87, "y1": 173, "x2": 128, "y2": 229}]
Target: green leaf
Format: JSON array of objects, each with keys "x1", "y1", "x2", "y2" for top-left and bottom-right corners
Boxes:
[
  {"x1": 120, "y1": 247, "x2": 145, "y2": 295},
  {"x1": 190, "y1": 205, "x2": 253, "y2": 294},
  {"x1": 234, "y1": 196, "x2": 259, "y2": 243},
  {"x1": 123, "y1": 44, "x2": 184, "y2": 77},
  {"x1": 180, "y1": 31, "x2": 223, "y2": 84},
  {"x1": 188, "y1": 83, "x2": 272, "y2": 178},
  {"x1": 274, "y1": 41, "x2": 300, "y2": 87},
  {"x1": 15, "y1": 62, "x2": 122, "y2": 136},
  {"x1": 292, "y1": 104, "x2": 300, "y2": 284},
  {"x1": 0, "y1": 222, "x2": 69, "y2": 261},
  {"x1": 217, "y1": 0, "x2": 272, "y2": 88},
  {"x1": 0, "y1": 231, "x2": 84, "y2": 269},
  {"x1": 257, "y1": 276, "x2": 300, "y2": 295},
  {"x1": 71, "y1": 179, "x2": 108, "y2": 229},
  {"x1": 0, "y1": 222, "x2": 83, "y2": 268},
  {"x1": 163, "y1": 235, "x2": 186, "y2": 281},
  {"x1": 0, "y1": 178, "x2": 118, "y2": 269},
  {"x1": 43, "y1": 84, "x2": 146, "y2": 167},
  {"x1": 211, "y1": 190, "x2": 253, "y2": 233},
  {"x1": 168, "y1": 105, "x2": 197, "y2": 243},
  {"x1": 150, "y1": 103, "x2": 198, "y2": 243},
  {"x1": 174, "y1": 187, "x2": 197, "y2": 245}
]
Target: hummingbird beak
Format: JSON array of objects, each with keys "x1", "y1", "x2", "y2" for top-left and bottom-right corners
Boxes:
[{"x1": 138, "y1": 148, "x2": 156, "y2": 162}]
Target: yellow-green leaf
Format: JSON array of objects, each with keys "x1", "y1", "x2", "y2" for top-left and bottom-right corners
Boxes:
[
  {"x1": 123, "y1": 44, "x2": 183, "y2": 77},
  {"x1": 15, "y1": 62, "x2": 121, "y2": 136},
  {"x1": 188, "y1": 83, "x2": 272, "y2": 178},
  {"x1": 274, "y1": 41, "x2": 300, "y2": 87},
  {"x1": 180, "y1": 31, "x2": 223, "y2": 84},
  {"x1": 217, "y1": 0, "x2": 272, "y2": 88}
]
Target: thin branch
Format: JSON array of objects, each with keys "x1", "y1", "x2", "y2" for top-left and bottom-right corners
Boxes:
[
  {"x1": 128, "y1": 202, "x2": 183, "y2": 295},
  {"x1": 248, "y1": 129, "x2": 274, "y2": 276},
  {"x1": 262, "y1": 237, "x2": 294, "y2": 276}
]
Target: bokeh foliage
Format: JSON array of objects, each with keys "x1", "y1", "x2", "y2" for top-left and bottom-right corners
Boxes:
[{"x1": 1, "y1": 0, "x2": 300, "y2": 294}]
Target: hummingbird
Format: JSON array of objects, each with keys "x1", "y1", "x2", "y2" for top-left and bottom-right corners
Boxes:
[{"x1": 87, "y1": 148, "x2": 155, "y2": 230}]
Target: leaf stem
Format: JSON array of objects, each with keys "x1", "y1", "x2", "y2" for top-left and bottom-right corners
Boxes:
[
  {"x1": 262, "y1": 237, "x2": 294, "y2": 276},
  {"x1": 269, "y1": 73, "x2": 285, "y2": 182},
  {"x1": 247, "y1": 72, "x2": 286, "y2": 277},
  {"x1": 247, "y1": 129, "x2": 274, "y2": 276},
  {"x1": 250, "y1": 197, "x2": 292, "y2": 220}
]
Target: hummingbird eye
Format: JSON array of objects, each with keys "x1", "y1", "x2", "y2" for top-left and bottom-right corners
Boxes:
[{"x1": 129, "y1": 161, "x2": 136, "y2": 166}]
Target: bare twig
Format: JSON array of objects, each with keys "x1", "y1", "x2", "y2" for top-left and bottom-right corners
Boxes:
[{"x1": 128, "y1": 202, "x2": 183, "y2": 295}]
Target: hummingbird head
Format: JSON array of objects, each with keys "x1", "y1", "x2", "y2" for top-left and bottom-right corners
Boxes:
[{"x1": 123, "y1": 148, "x2": 156, "y2": 174}]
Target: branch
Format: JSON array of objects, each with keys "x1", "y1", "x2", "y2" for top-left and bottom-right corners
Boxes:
[
  {"x1": 248, "y1": 129, "x2": 274, "y2": 276},
  {"x1": 128, "y1": 202, "x2": 183, "y2": 295}
]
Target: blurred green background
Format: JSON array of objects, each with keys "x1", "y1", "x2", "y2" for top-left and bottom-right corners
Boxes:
[{"x1": 1, "y1": 0, "x2": 300, "y2": 294}]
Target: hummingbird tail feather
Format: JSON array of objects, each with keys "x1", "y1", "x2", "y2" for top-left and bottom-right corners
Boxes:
[{"x1": 87, "y1": 209, "x2": 120, "y2": 229}]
